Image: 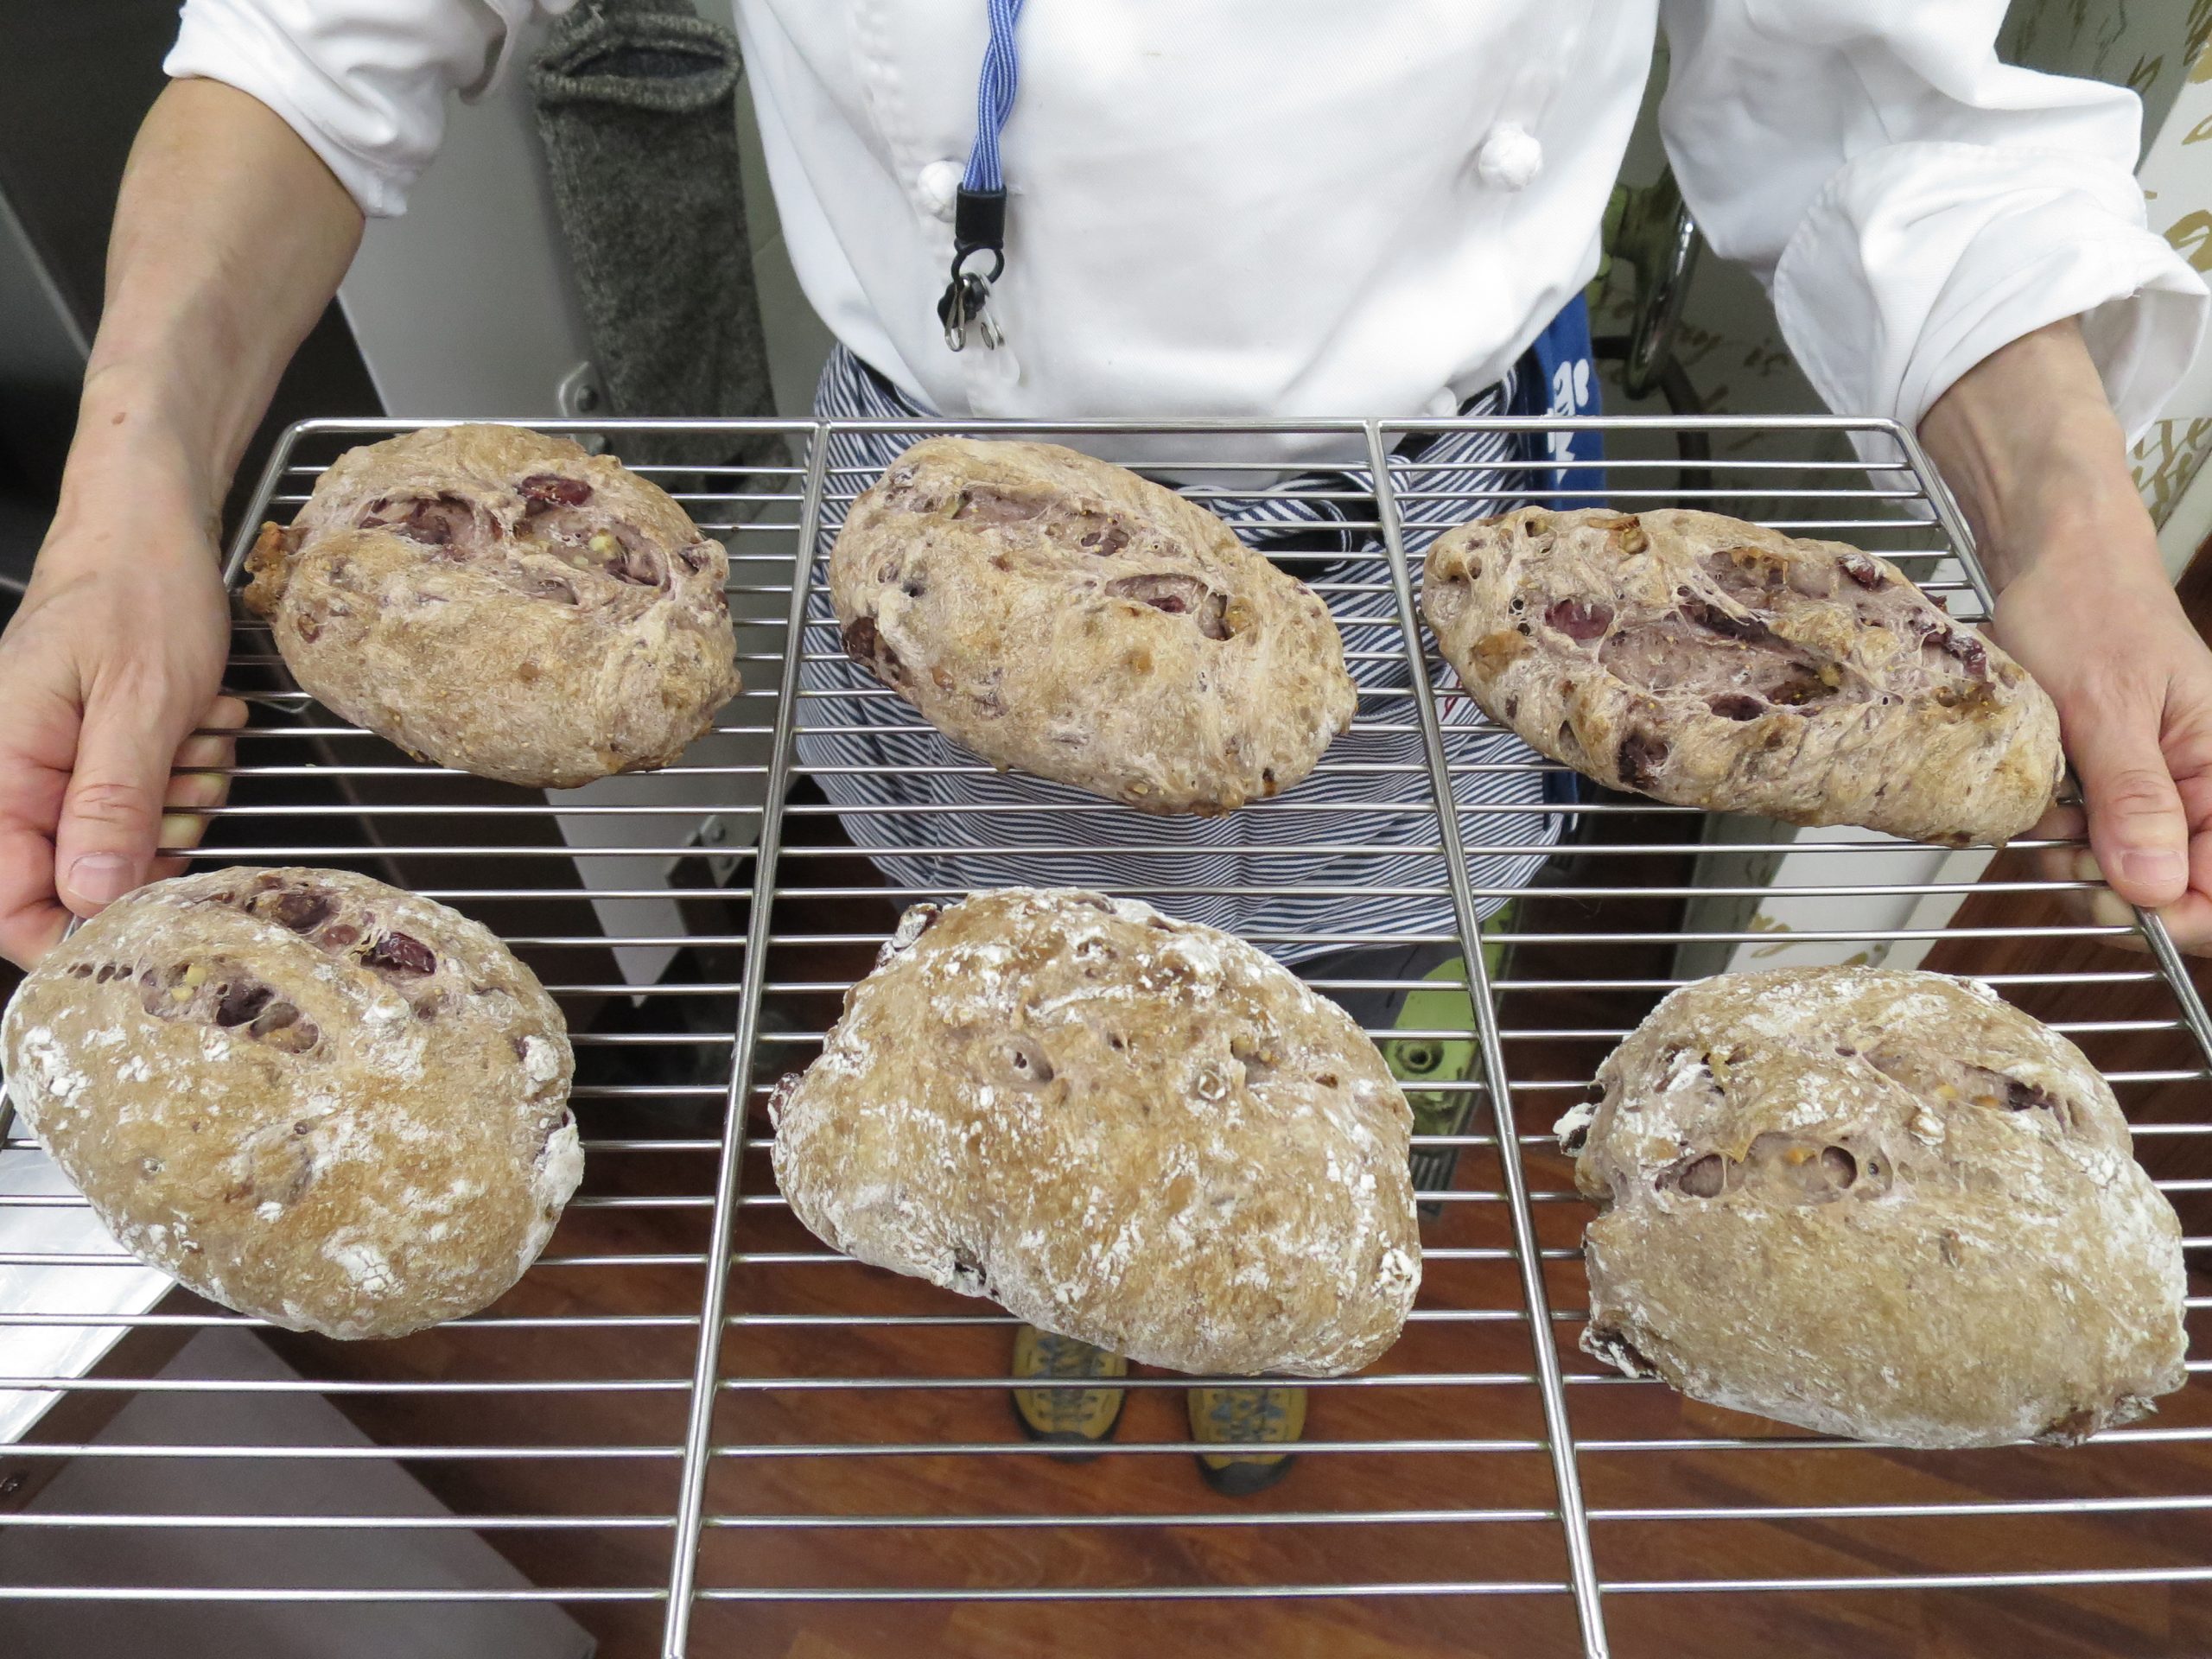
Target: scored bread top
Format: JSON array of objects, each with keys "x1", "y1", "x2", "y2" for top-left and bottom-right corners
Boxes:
[{"x1": 3, "y1": 867, "x2": 580, "y2": 1340}]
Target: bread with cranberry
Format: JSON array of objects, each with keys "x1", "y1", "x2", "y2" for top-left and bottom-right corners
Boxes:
[
  {"x1": 245, "y1": 423, "x2": 739, "y2": 787},
  {"x1": 829, "y1": 438, "x2": 1356, "y2": 814},
  {"x1": 1421, "y1": 507, "x2": 2061, "y2": 844}
]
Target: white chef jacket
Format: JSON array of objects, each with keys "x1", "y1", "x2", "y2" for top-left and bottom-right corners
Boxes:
[{"x1": 167, "y1": 0, "x2": 2207, "y2": 458}]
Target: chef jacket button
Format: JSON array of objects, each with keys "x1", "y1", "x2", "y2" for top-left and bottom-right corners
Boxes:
[
  {"x1": 918, "y1": 160, "x2": 963, "y2": 222},
  {"x1": 1476, "y1": 123, "x2": 1543, "y2": 191}
]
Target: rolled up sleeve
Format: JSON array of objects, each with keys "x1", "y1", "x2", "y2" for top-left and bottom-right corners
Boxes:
[
  {"x1": 1659, "y1": 0, "x2": 2208, "y2": 442},
  {"x1": 163, "y1": 0, "x2": 556, "y2": 218}
]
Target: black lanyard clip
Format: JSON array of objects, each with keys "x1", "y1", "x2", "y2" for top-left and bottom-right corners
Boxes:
[{"x1": 938, "y1": 186, "x2": 1008, "y2": 352}]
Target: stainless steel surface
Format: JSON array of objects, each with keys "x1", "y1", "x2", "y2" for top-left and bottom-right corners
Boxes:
[{"x1": 0, "y1": 413, "x2": 2205, "y2": 1659}]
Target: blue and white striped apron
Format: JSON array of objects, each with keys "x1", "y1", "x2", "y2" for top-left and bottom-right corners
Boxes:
[{"x1": 792, "y1": 330, "x2": 1597, "y2": 963}]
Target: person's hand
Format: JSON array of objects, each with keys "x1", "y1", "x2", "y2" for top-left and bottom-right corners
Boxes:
[
  {"x1": 0, "y1": 449, "x2": 242, "y2": 967},
  {"x1": 1993, "y1": 535, "x2": 2212, "y2": 950},
  {"x1": 1921, "y1": 318, "x2": 2212, "y2": 953}
]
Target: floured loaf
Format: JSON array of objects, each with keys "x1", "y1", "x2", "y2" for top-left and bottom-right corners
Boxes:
[
  {"x1": 245, "y1": 423, "x2": 740, "y2": 787},
  {"x1": 3, "y1": 867, "x2": 579, "y2": 1339},
  {"x1": 829, "y1": 438, "x2": 1357, "y2": 814},
  {"x1": 770, "y1": 887, "x2": 1419, "y2": 1376},
  {"x1": 1560, "y1": 965, "x2": 2185, "y2": 1447}
]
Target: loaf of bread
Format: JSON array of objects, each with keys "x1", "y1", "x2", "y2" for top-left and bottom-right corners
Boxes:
[
  {"x1": 1560, "y1": 966, "x2": 2186, "y2": 1447},
  {"x1": 2, "y1": 868, "x2": 580, "y2": 1339},
  {"x1": 245, "y1": 423, "x2": 740, "y2": 788},
  {"x1": 828, "y1": 438, "x2": 1357, "y2": 814},
  {"x1": 1421, "y1": 508, "x2": 2062, "y2": 844},
  {"x1": 770, "y1": 888, "x2": 1419, "y2": 1376}
]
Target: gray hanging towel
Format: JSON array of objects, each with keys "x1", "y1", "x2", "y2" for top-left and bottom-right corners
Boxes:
[{"x1": 530, "y1": 1, "x2": 782, "y2": 477}]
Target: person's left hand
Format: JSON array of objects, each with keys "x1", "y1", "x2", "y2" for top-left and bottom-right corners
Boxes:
[{"x1": 1991, "y1": 527, "x2": 2212, "y2": 950}]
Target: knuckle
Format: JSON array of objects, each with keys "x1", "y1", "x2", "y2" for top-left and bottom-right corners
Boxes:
[
  {"x1": 2094, "y1": 765, "x2": 2178, "y2": 817},
  {"x1": 66, "y1": 777, "x2": 157, "y2": 829}
]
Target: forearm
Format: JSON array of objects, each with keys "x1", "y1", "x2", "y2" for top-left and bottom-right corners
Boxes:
[
  {"x1": 1916, "y1": 318, "x2": 2164, "y2": 594},
  {"x1": 56, "y1": 77, "x2": 363, "y2": 550}
]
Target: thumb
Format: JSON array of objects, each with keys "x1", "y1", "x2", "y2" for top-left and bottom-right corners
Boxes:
[
  {"x1": 54, "y1": 691, "x2": 188, "y2": 918},
  {"x1": 2076, "y1": 719, "x2": 2190, "y2": 909}
]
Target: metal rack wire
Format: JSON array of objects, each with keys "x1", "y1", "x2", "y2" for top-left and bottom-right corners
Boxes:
[{"x1": 2, "y1": 413, "x2": 2209, "y2": 1659}]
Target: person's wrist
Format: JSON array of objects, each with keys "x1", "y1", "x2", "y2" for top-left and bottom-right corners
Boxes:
[
  {"x1": 1978, "y1": 461, "x2": 2164, "y2": 594},
  {"x1": 46, "y1": 369, "x2": 225, "y2": 569},
  {"x1": 1926, "y1": 403, "x2": 2156, "y2": 593},
  {"x1": 1914, "y1": 317, "x2": 2152, "y2": 589}
]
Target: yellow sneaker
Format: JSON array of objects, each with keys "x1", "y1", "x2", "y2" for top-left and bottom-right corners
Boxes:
[
  {"x1": 1010, "y1": 1325, "x2": 1128, "y2": 1455},
  {"x1": 1187, "y1": 1382, "x2": 1306, "y2": 1497}
]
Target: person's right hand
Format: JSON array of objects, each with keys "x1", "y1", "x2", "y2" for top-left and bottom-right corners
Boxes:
[{"x1": 0, "y1": 454, "x2": 243, "y2": 968}]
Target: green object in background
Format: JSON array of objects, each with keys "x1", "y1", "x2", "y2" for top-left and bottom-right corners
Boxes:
[
  {"x1": 1385, "y1": 957, "x2": 1479, "y2": 1140},
  {"x1": 1378, "y1": 906, "x2": 1514, "y2": 1195}
]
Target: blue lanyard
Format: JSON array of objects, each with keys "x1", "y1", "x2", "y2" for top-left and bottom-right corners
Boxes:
[{"x1": 938, "y1": 0, "x2": 1026, "y2": 352}]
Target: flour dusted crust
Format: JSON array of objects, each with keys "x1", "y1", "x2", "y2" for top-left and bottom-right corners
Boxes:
[
  {"x1": 1560, "y1": 966, "x2": 2185, "y2": 1447},
  {"x1": 769, "y1": 888, "x2": 1419, "y2": 1376},
  {"x1": 829, "y1": 438, "x2": 1357, "y2": 814},
  {"x1": 245, "y1": 424, "x2": 740, "y2": 788},
  {"x1": 2, "y1": 868, "x2": 580, "y2": 1340},
  {"x1": 1421, "y1": 508, "x2": 2062, "y2": 844}
]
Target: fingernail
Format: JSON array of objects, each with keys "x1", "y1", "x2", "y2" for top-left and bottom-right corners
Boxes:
[
  {"x1": 2120, "y1": 849, "x2": 2187, "y2": 892},
  {"x1": 2090, "y1": 889, "x2": 2137, "y2": 930},
  {"x1": 65, "y1": 854, "x2": 136, "y2": 907}
]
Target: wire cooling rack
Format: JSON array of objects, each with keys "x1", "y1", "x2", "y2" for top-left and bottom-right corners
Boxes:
[{"x1": 2, "y1": 413, "x2": 2210, "y2": 1659}]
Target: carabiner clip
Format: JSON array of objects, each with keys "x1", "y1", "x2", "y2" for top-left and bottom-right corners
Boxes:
[{"x1": 938, "y1": 267, "x2": 1005, "y2": 353}]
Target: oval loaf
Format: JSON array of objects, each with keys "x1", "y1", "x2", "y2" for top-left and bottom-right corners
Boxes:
[
  {"x1": 245, "y1": 423, "x2": 741, "y2": 788},
  {"x1": 1560, "y1": 965, "x2": 2186, "y2": 1447},
  {"x1": 769, "y1": 887, "x2": 1420, "y2": 1376},
  {"x1": 2, "y1": 867, "x2": 581, "y2": 1339},
  {"x1": 1421, "y1": 507, "x2": 2062, "y2": 843},
  {"x1": 829, "y1": 437, "x2": 1357, "y2": 814}
]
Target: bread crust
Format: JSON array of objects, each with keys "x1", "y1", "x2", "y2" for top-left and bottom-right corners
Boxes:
[
  {"x1": 828, "y1": 438, "x2": 1357, "y2": 814},
  {"x1": 1421, "y1": 507, "x2": 2062, "y2": 843},
  {"x1": 2, "y1": 868, "x2": 580, "y2": 1339},
  {"x1": 1560, "y1": 966, "x2": 2186, "y2": 1447},
  {"x1": 245, "y1": 423, "x2": 740, "y2": 788},
  {"x1": 769, "y1": 888, "x2": 1419, "y2": 1376}
]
